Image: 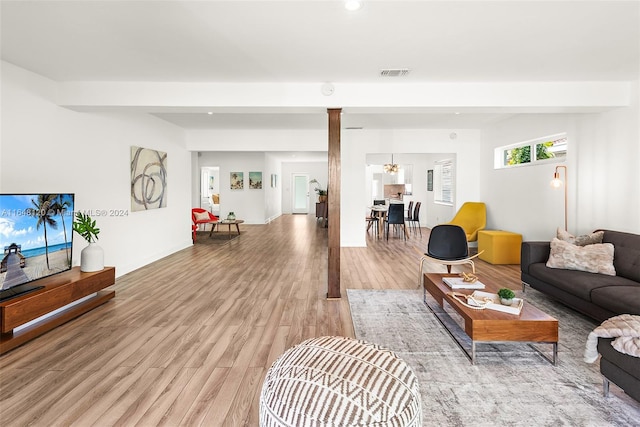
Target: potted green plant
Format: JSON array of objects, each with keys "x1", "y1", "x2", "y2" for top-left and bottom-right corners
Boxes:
[
  {"x1": 73, "y1": 212, "x2": 103, "y2": 272},
  {"x1": 309, "y1": 179, "x2": 328, "y2": 202},
  {"x1": 497, "y1": 288, "x2": 516, "y2": 306}
]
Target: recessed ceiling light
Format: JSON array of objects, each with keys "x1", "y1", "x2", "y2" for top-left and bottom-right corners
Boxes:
[
  {"x1": 345, "y1": 0, "x2": 362, "y2": 11},
  {"x1": 454, "y1": 112, "x2": 461, "y2": 115},
  {"x1": 207, "y1": 111, "x2": 213, "y2": 115}
]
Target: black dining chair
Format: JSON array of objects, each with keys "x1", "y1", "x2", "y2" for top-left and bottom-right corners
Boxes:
[
  {"x1": 385, "y1": 203, "x2": 406, "y2": 241},
  {"x1": 365, "y1": 209, "x2": 379, "y2": 236},
  {"x1": 373, "y1": 199, "x2": 386, "y2": 206},
  {"x1": 404, "y1": 201, "x2": 414, "y2": 224},
  {"x1": 408, "y1": 201, "x2": 422, "y2": 236}
]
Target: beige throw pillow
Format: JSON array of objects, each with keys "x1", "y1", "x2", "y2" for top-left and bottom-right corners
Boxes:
[
  {"x1": 194, "y1": 211, "x2": 210, "y2": 221},
  {"x1": 556, "y1": 228, "x2": 604, "y2": 246},
  {"x1": 546, "y1": 238, "x2": 616, "y2": 276}
]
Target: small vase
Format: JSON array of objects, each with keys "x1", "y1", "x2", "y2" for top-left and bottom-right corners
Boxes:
[
  {"x1": 500, "y1": 298, "x2": 514, "y2": 306},
  {"x1": 81, "y1": 242, "x2": 104, "y2": 272},
  {"x1": 227, "y1": 212, "x2": 236, "y2": 221}
]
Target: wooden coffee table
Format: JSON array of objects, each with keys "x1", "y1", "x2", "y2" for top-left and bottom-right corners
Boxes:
[
  {"x1": 423, "y1": 273, "x2": 559, "y2": 365},
  {"x1": 213, "y1": 219, "x2": 244, "y2": 239}
]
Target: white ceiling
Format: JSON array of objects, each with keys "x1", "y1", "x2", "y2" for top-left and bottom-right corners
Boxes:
[{"x1": 2, "y1": 0, "x2": 639, "y2": 130}]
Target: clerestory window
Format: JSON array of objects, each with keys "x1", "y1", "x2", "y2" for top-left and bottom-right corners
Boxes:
[{"x1": 495, "y1": 133, "x2": 567, "y2": 169}]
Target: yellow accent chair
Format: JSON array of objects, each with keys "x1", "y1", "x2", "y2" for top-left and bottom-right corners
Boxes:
[{"x1": 447, "y1": 202, "x2": 486, "y2": 242}]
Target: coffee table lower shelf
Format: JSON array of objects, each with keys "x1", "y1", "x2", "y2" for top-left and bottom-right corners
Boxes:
[{"x1": 423, "y1": 294, "x2": 558, "y2": 365}]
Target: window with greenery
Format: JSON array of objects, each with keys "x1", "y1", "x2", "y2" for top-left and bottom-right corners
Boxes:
[
  {"x1": 496, "y1": 133, "x2": 567, "y2": 169},
  {"x1": 434, "y1": 159, "x2": 453, "y2": 205}
]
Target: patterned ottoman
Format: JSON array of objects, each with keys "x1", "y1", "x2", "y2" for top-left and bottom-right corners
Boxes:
[{"x1": 259, "y1": 336, "x2": 422, "y2": 426}]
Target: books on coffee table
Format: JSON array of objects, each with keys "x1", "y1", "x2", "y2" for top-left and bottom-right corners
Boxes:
[{"x1": 442, "y1": 277, "x2": 486, "y2": 290}]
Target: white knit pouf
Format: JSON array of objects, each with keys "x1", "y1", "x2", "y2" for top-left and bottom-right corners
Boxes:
[{"x1": 259, "y1": 336, "x2": 422, "y2": 427}]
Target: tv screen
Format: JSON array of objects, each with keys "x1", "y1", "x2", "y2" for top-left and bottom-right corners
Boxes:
[{"x1": 1, "y1": 194, "x2": 74, "y2": 301}]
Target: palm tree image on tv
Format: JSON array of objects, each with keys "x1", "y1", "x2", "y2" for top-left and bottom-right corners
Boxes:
[
  {"x1": 53, "y1": 194, "x2": 72, "y2": 267},
  {"x1": 26, "y1": 194, "x2": 58, "y2": 269}
]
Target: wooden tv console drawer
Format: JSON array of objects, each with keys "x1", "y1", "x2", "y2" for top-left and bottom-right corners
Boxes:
[{"x1": 0, "y1": 266, "x2": 115, "y2": 354}]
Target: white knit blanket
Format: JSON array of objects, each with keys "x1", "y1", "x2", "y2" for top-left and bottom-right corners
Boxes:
[{"x1": 584, "y1": 314, "x2": 640, "y2": 363}]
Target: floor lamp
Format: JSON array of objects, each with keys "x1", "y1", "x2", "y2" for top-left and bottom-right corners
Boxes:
[{"x1": 550, "y1": 165, "x2": 568, "y2": 231}]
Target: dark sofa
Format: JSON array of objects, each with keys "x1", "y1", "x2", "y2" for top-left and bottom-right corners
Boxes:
[
  {"x1": 521, "y1": 229, "x2": 640, "y2": 402},
  {"x1": 521, "y1": 229, "x2": 640, "y2": 323},
  {"x1": 598, "y1": 337, "x2": 640, "y2": 402}
]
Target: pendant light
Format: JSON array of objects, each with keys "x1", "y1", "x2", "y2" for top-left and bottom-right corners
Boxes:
[{"x1": 384, "y1": 154, "x2": 399, "y2": 174}]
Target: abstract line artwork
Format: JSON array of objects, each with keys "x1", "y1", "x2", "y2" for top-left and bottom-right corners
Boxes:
[{"x1": 131, "y1": 146, "x2": 167, "y2": 211}]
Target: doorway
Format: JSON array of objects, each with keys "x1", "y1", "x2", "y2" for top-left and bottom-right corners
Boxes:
[
  {"x1": 200, "y1": 166, "x2": 220, "y2": 215},
  {"x1": 292, "y1": 174, "x2": 309, "y2": 214}
]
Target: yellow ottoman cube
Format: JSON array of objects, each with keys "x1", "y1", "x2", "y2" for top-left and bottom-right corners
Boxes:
[{"x1": 478, "y1": 230, "x2": 522, "y2": 265}]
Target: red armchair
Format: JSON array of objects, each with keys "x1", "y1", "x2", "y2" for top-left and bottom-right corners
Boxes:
[{"x1": 192, "y1": 208, "x2": 219, "y2": 241}]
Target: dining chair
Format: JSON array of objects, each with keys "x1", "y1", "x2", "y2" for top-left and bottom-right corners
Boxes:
[
  {"x1": 385, "y1": 203, "x2": 406, "y2": 241},
  {"x1": 408, "y1": 201, "x2": 422, "y2": 236},
  {"x1": 365, "y1": 209, "x2": 379, "y2": 236},
  {"x1": 404, "y1": 201, "x2": 414, "y2": 224},
  {"x1": 373, "y1": 199, "x2": 386, "y2": 206}
]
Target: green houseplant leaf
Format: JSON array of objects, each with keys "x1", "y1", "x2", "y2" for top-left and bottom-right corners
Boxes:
[{"x1": 73, "y1": 212, "x2": 100, "y2": 243}]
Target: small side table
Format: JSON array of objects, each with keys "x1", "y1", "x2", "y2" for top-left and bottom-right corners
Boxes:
[{"x1": 215, "y1": 219, "x2": 244, "y2": 238}]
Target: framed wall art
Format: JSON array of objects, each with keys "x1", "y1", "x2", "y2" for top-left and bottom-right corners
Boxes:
[
  {"x1": 130, "y1": 146, "x2": 167, "y2": 211},
  {"x1": 249, "y1": 171, "x2": 263, "y2": 189},
  {"x1": 230, "y1": 172, "x2": 244, "y2": 190}
]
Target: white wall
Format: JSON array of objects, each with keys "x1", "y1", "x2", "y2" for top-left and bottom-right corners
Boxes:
[
  {"x1": 187, "y1": 129, "x2": 327, "y2": 152},
  {"x1": 196, "y1": 152, "x2": 268, "y2": 223},
  {"x1": 1, "y1": 62, "x2": 193, "y2": 276},
  {"x1": 480, "y1": 95, "x2": 640, "y2": 241},
  {"x1": 264, "y1": 153, "x2": 283, "y2": 222}
]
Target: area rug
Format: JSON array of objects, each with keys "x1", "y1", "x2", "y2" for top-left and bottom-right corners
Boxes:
[{"x1": 347, "y1": 288, "x2": 640, "y2": 426}]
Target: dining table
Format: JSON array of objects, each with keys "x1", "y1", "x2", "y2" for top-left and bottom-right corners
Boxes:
[
  {"x1": 369, "y1": 205, "x2": 389, "y2": 236},
  {"x1": 368, "y1": 201, "x2": 409, "y2": 238}
]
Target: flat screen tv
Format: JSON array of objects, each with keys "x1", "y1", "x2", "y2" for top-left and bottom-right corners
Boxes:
[{"x1": 0, "y1": 194, "x2": 74, "y2": 302}]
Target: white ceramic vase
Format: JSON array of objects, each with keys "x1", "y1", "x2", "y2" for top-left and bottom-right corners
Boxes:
[{"x1": 81, "y1": 242, "x2": 104, "y2": 272}]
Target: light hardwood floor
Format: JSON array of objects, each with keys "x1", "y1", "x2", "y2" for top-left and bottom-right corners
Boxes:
[{"x1": 0, "y1": 214, "x2": 519, "y2": 426}]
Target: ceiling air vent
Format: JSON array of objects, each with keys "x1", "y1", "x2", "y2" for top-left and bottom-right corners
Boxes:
[{"x1": 379, "y1": 68, "x2": 410, "y2": 77}]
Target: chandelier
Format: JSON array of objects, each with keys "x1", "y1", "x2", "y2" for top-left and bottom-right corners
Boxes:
[{"x1": 384, "y1": 154, "x2": 399, "y2": 174}]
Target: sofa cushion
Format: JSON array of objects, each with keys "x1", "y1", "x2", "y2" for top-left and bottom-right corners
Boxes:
[
  {"x1": 557, "y1": 228, "x2": 604, "y2": 246},
  {"x1": 546, "y1": 238, "x2": 615, "y2": 276},
  {"x1": 602, "y1": 230, "x2": 640, "y2": 283},
  {"x1": 528, "y1": 263, "x2": 633, "y2": 302},
  {"x1": 591, "y1": 285, "x2": 640, "y2": 316}
]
